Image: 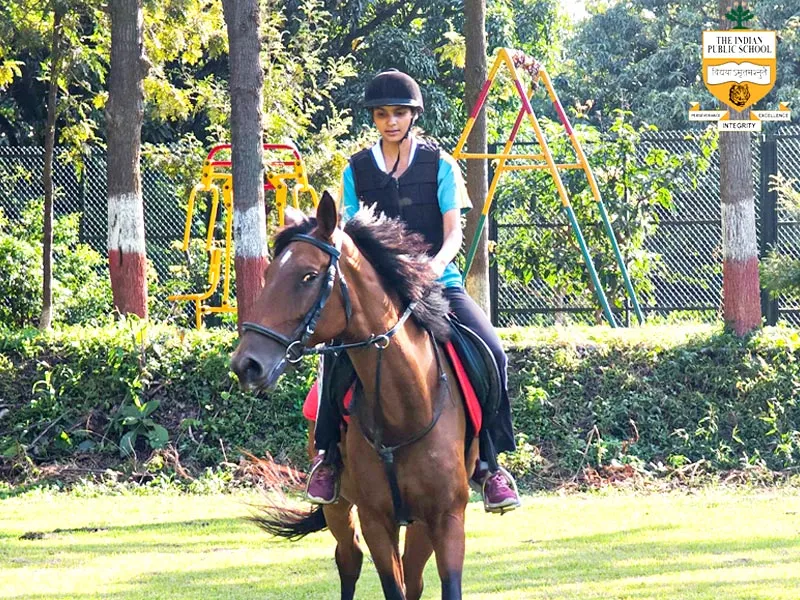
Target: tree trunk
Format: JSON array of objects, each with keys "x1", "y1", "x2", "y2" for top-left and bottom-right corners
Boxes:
[
  {"x1": 718, "y1": 0, "x2": 761, "y2": 334},
  {"x1": 39, "y1": 6, "x2": 64, "y2": 331},
  {"x1": 463, "y1": 0, "x2": 490, "y2": 315},
  {"x1": 107, "y1": 0, "x2": 149, "y2": 318},
  {"x1": 221, "y1": 0, "x2": 267, "y2": 329}
]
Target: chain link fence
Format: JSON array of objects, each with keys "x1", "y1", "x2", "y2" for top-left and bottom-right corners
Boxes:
[
  {"x1": 2, "y1": 128, "x2": 800, "y2": 328},
  {"x1": 0, "y1": 146, "x2": 199, "y2": 325},
  {"x1": 489, "y1": 126, "x2": 800, "y2": 327}
]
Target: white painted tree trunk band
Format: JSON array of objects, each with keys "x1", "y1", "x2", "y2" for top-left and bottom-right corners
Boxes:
[
  {"x1": 721, "y1": 201, "x2": 758, "y2": 261},
  {"x1": 108, "y1": 192, "x2": 146, "y2": 253},
  {"x1": 234, "y1": 204, "x2": 268, "y2": 258}
]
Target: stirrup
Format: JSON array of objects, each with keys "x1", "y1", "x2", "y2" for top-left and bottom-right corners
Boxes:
[
  {"x1": 305, "y1": 458, "x2": 340, "y2": 505},
  {"x1": 482, "y1": 466, "x2": 521, "y2": 515}
]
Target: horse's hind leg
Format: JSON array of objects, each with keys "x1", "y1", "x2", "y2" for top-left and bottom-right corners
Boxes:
[
  {"x1": 403, "y1": 522, "x2": 434, "y2": 600},
  {"x1": 323, "y1": 501, "x2": 363, "y2": 600}
]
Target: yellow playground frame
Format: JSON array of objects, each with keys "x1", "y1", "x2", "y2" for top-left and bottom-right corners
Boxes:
[
  {"x1": 168, "y1": 143, "x2": 319, "y2": 328},
  {"x1": 452, "y1": 48, "x2": 644, "y2": 327}
]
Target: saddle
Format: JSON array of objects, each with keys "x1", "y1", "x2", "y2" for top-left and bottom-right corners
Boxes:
[
  {"x1": 443, "y1": 316, "x2": 502, "y2": 436},
  {"x1": 303, "y1": 316, "x2": 502, "y2": 439}
]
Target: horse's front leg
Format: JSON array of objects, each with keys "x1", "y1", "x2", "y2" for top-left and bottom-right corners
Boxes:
[
  {"x1": 431, "y1": 510, "x2": 466, "y2": 600},
  {"x1": 307, "y1": 420, "x2": 363, "y2": 599},
  {"x1": 403, "y1": 521, "x2": 434, "y2": 600},
  {"x1": 358, "y1": 509, "x2": 405, "y2": 600}
]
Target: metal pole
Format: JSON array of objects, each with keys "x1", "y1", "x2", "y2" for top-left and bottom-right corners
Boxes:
[
  {"x1": 759, "y1": 133, "x2": 779, "y2": 326},
  {"x1": 563, "y1": 205, "x2": 617, "y2": 327}
]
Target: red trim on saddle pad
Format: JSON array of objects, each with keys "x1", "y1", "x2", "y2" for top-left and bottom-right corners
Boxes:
[
  {"x1": 302, "y1": 344, "x2": 482, "y2": 433},
  {"x1": 443, "y1": 341, "x2": 482, "y2": 433}
]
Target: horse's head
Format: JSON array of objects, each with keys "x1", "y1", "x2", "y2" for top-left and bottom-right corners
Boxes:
[{"x1": 231, "y1": 191, "x2": 350, "y2": 390}]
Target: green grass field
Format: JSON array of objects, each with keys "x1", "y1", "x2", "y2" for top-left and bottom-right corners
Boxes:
[{"x1": 2, "y1": 488, "x2": 799, "y2": 599}]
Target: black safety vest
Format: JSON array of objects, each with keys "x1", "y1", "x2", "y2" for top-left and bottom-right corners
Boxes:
[{"x1": 349, "y1": 141, "x2": 443, "y2": 256}]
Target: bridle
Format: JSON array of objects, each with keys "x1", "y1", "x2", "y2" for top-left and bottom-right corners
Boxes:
[{"x1": 241, "y1": 232, "x2": 416, "y2": 367}]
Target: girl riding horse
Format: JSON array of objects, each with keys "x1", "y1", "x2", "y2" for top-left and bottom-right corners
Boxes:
[
  {"x1": 307, "y1": 69, "x2": 520, "y2": 512},
  {"x1": 232, "y1": 192, "x2": 477, "y2": 599}
]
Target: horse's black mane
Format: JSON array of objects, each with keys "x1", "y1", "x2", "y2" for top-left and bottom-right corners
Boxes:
[{"x1": 272, "y1": 208, "x2": 451, "y2": 340}]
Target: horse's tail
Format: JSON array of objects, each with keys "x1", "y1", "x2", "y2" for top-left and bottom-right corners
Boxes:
[
  {"x1": 240, "y1": 450, "x2": 328, "y2": 540},
  {"x1": 249, "y1": 504, "x2": 327, "y2": 541}
]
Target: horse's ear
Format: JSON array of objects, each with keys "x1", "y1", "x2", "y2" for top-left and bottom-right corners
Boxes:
[
  {"x1": 316, "y1": 191, "x2": 338, "y2": 239},
  {"x1": 283, "y1": 205, "x2": 306, "y2": 227}
]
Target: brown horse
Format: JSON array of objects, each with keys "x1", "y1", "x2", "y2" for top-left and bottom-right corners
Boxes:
[{"x1": 230, "y1": 192, "x2": 478, "y2": 600}]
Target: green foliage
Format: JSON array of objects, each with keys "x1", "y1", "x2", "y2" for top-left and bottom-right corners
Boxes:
[
  {"x1": 505, "y1": 325, "x2": 800, "y2": 484},
  {"x1": 562, "y1": 0, "x2": 800, "y2": 130},
  {"x1": 0, "y1": 203, "x2": 111, "y2": 328},
  {"x1": 761, "y1": 175, "x2": 800, "y2": 298},
  {"x1": 3, "y1": 324, "x2": 800, "y2": 489},
  {"x1": 0, "y1": 323, "x2": 312, "y2": 473},
  {"x1": 115, "y1": 399, "x2": 169, "y2": 457}
]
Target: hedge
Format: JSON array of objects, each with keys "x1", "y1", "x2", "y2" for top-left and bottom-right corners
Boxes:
[{"x1": 1, "y1": 322, "x2": 799, "y2": 486}]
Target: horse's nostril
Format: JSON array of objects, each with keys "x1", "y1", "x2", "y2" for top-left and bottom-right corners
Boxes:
[
  {"x1": 242, "y1": 357, "x2": 264, "y2": 383},
  {"x1": 233, "y1": 354, "x2": 264, "y2": 386}
]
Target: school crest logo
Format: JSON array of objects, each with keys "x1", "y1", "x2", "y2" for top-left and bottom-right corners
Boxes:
[
  {"x1": 702, "y1": 29, "x2": 776, "y2": 112},
  {"x1": 689, "y1": 6, "x2": 790, "y2": 131}
]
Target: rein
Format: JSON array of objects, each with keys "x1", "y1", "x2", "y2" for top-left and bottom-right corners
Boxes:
[{"x1": 241, "y1": 231, "x2": 450, "y2": 525}]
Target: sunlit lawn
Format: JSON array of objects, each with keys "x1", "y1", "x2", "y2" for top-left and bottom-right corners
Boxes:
[{"x1": 2, "y1": 488, "x2": 800, "y2": 599}]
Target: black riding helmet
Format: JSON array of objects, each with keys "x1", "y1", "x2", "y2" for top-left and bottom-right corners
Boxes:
[{"x1": 363, "y1": 69, "x2": 424, "y2": 113}]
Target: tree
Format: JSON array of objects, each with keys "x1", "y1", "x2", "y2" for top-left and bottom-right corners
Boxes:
[
  {"x1": 463, "y1": 0, "x2": 490, "y2": 313},
  {"x1": 221, "y1": 0, "x2": 267, "y2": 326},
  {"x1": 562, "y1": 0, "x2": 799, "y2": 130},
  {"x1": 39, "y1": 4, "x2": 64, "y2": 330},
  {"x1": 107, "y1": 0, "x2": 149, "y2": 319},
  {"x1": 718, "y1": 0, "x2": 760, "y2": 334}
]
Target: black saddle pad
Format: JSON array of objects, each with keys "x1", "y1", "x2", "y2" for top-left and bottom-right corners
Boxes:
[{"x1": 447, "y1": 316, "x2": 501, "y2": 422}]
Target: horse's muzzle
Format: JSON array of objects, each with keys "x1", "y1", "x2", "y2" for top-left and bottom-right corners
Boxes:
[{"x1": 230, "y1": 346, "x2": 288, "y2": 392}]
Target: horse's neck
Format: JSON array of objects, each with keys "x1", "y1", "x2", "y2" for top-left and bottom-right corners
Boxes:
[
  {"x1": 341, "y1": 253, "x2": 438, "y2": 433},
  {"x1": 348, "y1": 326, "x2": 439, "y2": 435}
]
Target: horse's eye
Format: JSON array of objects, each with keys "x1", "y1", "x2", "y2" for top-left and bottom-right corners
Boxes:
[{"x1": 302, "y1": 272, "x2": 318, "y2": 283}]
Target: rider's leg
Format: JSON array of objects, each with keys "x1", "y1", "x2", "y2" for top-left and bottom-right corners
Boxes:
[
  {"x1": 443, "y1": 286, "x2": 521, "y2": 513},
  {"x1": 307, "y1": 356, "x2": 344, "y2": 504}
]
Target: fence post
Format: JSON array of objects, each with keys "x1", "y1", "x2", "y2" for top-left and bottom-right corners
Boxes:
[
  {"x1": 78, "y1": 153, "x2": 87, "y2": 244},
  {"x1": 759, "y1": 134, "x2": 779, "y2": 326},
  {"x1": 488, "y1": 143, "x2": 499, "y2": 327}
]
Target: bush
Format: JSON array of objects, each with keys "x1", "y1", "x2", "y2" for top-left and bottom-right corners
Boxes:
[
  {"x1": 503, "y1": 325, "x2": 800, "y2": 482},
  {"x1": 2, "y1": 323, "x2": 800, "y2": 487},
  {"x1": 0, "y1": 322, "x2": 313, "y2": 474},
  {"x1": 0, "y1": 203, "x2": 112, "y2": 328}
]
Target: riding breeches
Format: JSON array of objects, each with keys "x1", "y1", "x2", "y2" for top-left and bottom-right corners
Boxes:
[{"x1": 443, "y1": 286, "x2": 516, "y2": 459}]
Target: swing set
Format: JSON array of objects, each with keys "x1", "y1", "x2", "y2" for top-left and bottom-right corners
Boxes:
[
  {"x1": 452, "y1": 48, "x2": 644, "y2": 327},
  {"x1": 167, "y1": 143, "x2": 318, "y2": 328}
]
